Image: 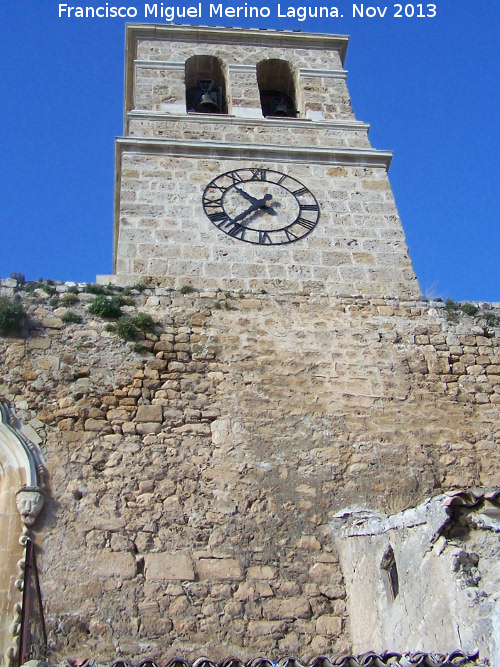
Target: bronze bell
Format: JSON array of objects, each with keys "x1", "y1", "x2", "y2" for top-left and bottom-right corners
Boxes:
[
  {"x1": 272, "y1": 104, "x2": 289, "y2": 116},
  {"x1": 196, "y1": 92, "x2": 220, "y2": 113},
  {"x1": 270, "y1": 96, "x2": 290, "y2": 117}
]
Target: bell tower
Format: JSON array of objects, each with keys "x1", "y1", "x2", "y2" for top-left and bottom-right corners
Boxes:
[{"x1": 100, "y1": 24, "x2": 420, "y2": 299}]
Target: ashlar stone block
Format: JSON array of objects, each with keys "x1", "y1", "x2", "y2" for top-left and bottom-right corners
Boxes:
[
  {"x1": 135, "y1": 404, "x2": 163, "y2": 423},
  {"x1": 195, "y1": 557, "x2": 244, "y2": 581},
  {"x1": 144, "y1": 552, "x2": 195, "y2": 581},
  {"x1": 92, "y1": 552, "x2": 137, "y2": 580}
]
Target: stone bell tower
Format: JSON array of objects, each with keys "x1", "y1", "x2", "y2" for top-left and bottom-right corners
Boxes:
[{"x1": 100, "y1": 24, "x2": 420, "y2": 299}]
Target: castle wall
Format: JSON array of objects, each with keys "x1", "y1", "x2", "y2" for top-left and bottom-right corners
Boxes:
[{"x1": 1, "y1": 279, "x2": 499, "y2": 662}]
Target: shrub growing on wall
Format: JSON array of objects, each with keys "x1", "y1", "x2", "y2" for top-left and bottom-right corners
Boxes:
[
  {"x1": 113, "y1": 318, "x2": 137, "y2": 340},
  {"x1": 87, "y1": 295, "x2": 123, "y2": 319},
  {"x1": 131, "y1": 312, "x2": 155, "y2": 333},
  {"x1": 0, "y1": 297, "x2": 26, "y2": 335}
]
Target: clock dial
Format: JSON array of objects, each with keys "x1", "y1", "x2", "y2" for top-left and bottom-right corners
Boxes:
[{"x1": 202, "y1": 168, "x2": 320, "y2": 245}]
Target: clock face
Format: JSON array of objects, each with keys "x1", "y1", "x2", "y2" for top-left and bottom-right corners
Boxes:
[{"x1": 202, "y1": 168, "x2": 320, "y2": 245}]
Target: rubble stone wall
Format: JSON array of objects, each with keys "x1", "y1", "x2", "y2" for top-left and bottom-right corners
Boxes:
[{"x1": 1, "y1": 279, "x2": 499, "y2": 663}]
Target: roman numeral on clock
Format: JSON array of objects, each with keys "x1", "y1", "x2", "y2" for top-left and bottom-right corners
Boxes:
[
  {"x1": 296, "y1": 218, "x2": 316, "y2": 230},
  {"x1": 230, "y1": 171, "x2": 244, "y2": 184},
  {"x1": 208, "y1": 212, "x2": 229, "y2": 224},
  {"x1": 203, "y1": 197, "x2": 223, "y2": 209},
  {"x1": 292, "y1": 187, "x2": 308, "y2": 197},
  {"x1": 250, "y1": 169, "x2": 267, "y2": 181},
  {"x1": 207, "y1": 183, "x2": 227, "y2": 194},
  {"x1": 259, "y1": 231, "x2": 272, "y2": 245},
  {"x1": 300, "y1": 203, "x2": 319, "y2": 212},
  {"x1": 227, "y1": 223, "x2": 246, "y2": 239}
]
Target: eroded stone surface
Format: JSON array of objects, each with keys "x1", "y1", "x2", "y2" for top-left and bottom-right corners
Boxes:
[
  {"x1": 0, "y1": 282, "x2": 499, "y2": 662},
  {"x1": 332, "y1": 493, "x2": 500, "y2": 663}
]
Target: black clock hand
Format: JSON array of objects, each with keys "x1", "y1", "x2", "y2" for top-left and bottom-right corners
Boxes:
[
  {"x1": 233, "y1": 194, "x2": 274, "y2": 223},
  {"x1": 263, "y1": 205, "x2": 278, "y2": 216},
  {"x1": 235, "y1": 188, "x2": 276, "y2": 212},
  {"x1": 235, "y1": 187, "x2": 258, "y2": 205},
  {"x1": 233, "y1": 203, "x2": 260, "y2": 223}
]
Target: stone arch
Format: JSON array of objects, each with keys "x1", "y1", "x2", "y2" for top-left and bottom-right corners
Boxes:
[
  {"x1": 0, "y1": 401, "x2": 46, "y2": 666},
  {"x1": 185, "y1": 55, "x2": 228, "y2": 114},
  {"x1": 256, "y1": 59, "x2": 299, "y2": 118}
]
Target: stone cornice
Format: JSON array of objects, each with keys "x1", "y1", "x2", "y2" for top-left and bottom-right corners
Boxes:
[
  {"x1": 300, "y1": 68, "x2": 348, "y2": 79},
  {"x1": 115, "y1": 136, "x2": 391, "y2": 168},
  {"x1": 126, "y1": 109, "x2": 370, "y2": 133},
  {"x1": 126, "y1": 23, "x2": 349, "y2": 62},
  {"x1": 135, "y1": 60, "x2": 185, "y2": 70}
]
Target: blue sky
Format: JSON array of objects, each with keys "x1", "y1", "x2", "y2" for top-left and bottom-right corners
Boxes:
[{"x1": 1, "y1": 1, "x2": 499, "y2": 301}]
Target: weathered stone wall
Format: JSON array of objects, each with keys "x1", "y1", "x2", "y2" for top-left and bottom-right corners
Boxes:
[
  {"x1": 126, "y1": 116, "x2": 372, "y2": 150},
  {"x1": 1, "y1": 279, "x2": 499, "y2": 663}
]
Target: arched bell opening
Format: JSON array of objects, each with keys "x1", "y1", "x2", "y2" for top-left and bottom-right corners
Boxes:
[
  {"x1": 257, "y1": 59, "x2": 298, "y2": 118},
  {"x1": 185, "y1": 55, "x2": 228, "y2": 114}
]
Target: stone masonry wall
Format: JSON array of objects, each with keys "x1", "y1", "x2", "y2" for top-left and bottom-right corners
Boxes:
[
  {"x1": 1, "y1": 278, "x2": 499, "y2": 663},
  {"x1": 114, "y1": 158, "x2": 418, "y2": 299},
  {"x1": 137, "y1": 40, "x2": 344, "y2": 71},
  {"x1": 126, "y1": 117, "x2": 372, "y2": 150}
]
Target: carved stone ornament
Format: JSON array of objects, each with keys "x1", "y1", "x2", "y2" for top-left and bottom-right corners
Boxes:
[
  {"x1": 0, "y1": 400, "x2": 46, "y2": 492},
  {"x1": 15, "y1": 487, "x2": 45, "y2": 527}
]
